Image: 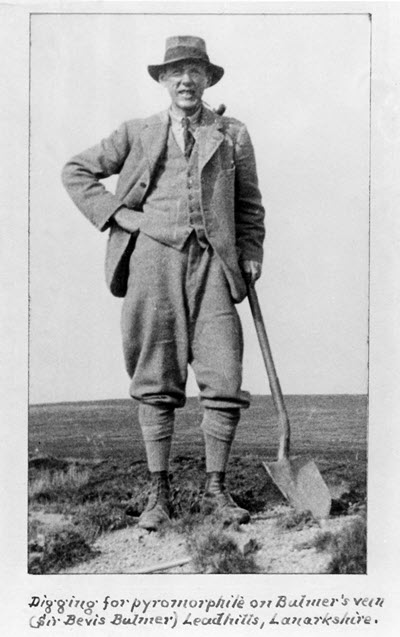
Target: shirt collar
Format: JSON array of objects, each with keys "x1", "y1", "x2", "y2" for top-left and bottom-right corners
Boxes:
[{"x1": 169, "y1": 104, "x2": 203, "y2": 128}]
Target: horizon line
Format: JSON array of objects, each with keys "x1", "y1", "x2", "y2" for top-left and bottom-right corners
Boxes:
[{"x1": 30, "y1": 393, "x2": 368, "y2": 408}]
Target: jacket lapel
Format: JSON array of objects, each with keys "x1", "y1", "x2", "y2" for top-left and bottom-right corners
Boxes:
[
  {"x1": 140, "y1": 110, "x2": 170, "y2": 173},
  {"x1": 197, "y1": 108, "x2": 225, "y2": 172},
  {"x1": 140, "y1": 107, "x2": 224, "y2": 174}
]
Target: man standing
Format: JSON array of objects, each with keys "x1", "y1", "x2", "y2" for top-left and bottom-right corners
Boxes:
[{"x1": 62, "y1": 36, "x2": 265, "y2": 531}]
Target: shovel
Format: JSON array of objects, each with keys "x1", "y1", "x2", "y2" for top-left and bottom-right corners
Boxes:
[{"x1": 246, "y1": 282, "x2": 331, "y2": 519}]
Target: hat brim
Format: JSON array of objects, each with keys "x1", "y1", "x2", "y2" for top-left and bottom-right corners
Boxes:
[{"x1": 148, "y1": 58, "x2": 224, "y2": 87}]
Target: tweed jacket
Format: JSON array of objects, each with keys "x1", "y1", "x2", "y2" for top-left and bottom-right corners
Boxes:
[{"x1": 61, "y1": 106, "x2": 265, "y2": 302}]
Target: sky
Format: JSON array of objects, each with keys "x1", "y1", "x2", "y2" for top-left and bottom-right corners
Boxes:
[{"x1": 29, "y1": 11, "x2": 371, "y2": 403}]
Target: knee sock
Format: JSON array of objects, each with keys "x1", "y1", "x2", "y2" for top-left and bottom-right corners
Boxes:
[
  {"x1": 143, "y1": 439, "x2": 172, "y2": 473},
  {"x1": 204, "y1": 435, "x2": 233, "y2": 473},
  {"x1": 138, "y1": 403, "x2": 174, "y2": 473},
  {"x1": 201, "y1": 408, "x2": 240, "y2": 473}
]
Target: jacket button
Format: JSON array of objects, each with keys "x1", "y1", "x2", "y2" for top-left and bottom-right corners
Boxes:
[{"x1": 139, "y1": 182, "x2": 147, "y2": 188}]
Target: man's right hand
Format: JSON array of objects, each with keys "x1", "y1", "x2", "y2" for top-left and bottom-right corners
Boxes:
[{"x1": 113, "y1": 206, "x2": 142, "y2": 233}]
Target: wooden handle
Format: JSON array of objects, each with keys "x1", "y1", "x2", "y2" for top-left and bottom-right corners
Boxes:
[{"x1": 246, "y1": 282, "x2": 291, "y2": 460}]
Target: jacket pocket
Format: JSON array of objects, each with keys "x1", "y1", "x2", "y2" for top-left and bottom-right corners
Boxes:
[
  {"x1": 218, "y1": 166, "x2": 235, "y2": 176},
  {"x1": 120, "y1": 169, "x2": 151, "y2": 210}
]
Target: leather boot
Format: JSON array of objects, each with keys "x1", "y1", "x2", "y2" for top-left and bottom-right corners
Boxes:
[
  {"x1": 138, "y1": 471, "x2": 171, "y2": 531},
  {"x1": 202, "y1": 472, "x2": 250, "y2": 525}
]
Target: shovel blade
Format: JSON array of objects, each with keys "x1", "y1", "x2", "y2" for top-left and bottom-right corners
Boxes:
[{"x1": 263, "y1": 457, "x2": 331, "y2": 519}]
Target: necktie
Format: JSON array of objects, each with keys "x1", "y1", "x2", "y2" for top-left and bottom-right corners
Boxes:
[{"x1": 182, "y1": 117, "x2": 195, "y2": 159}]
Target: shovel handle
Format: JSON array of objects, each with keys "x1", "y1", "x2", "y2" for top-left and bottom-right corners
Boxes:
[{"x1": 246, "y1": 282, "x2": 291, "y2": 460}]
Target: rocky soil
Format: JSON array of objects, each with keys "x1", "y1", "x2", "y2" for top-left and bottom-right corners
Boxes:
[{"x1": 58, "y1": 505, "x2": 361, "y2": 575}]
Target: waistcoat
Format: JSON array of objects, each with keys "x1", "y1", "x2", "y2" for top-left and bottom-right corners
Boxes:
[{"x1": 140, "y1": 125, "x2": 207, "y2": 248}]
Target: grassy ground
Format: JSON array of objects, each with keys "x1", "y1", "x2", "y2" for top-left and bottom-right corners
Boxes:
[{"x1": 28, "y1": 395, "x2": 367, "y2": 574}]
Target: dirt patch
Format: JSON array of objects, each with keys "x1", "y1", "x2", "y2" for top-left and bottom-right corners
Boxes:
[{"x1": 58, "y1": 506, "x2": 362, "y2": 575}]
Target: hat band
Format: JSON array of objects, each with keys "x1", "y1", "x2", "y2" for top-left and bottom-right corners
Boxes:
[{"x1": 164, "y1": 45, "x2": 210, "y2": 65}]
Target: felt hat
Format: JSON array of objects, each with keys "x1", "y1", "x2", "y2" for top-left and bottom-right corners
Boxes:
[{"x1": 148, "y1": 35, "x2": 224, "y2": 86}]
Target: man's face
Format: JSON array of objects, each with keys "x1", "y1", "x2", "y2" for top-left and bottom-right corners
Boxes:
[{"x1": 159, "y1": 61, "x2": 210, "y2": 116}]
